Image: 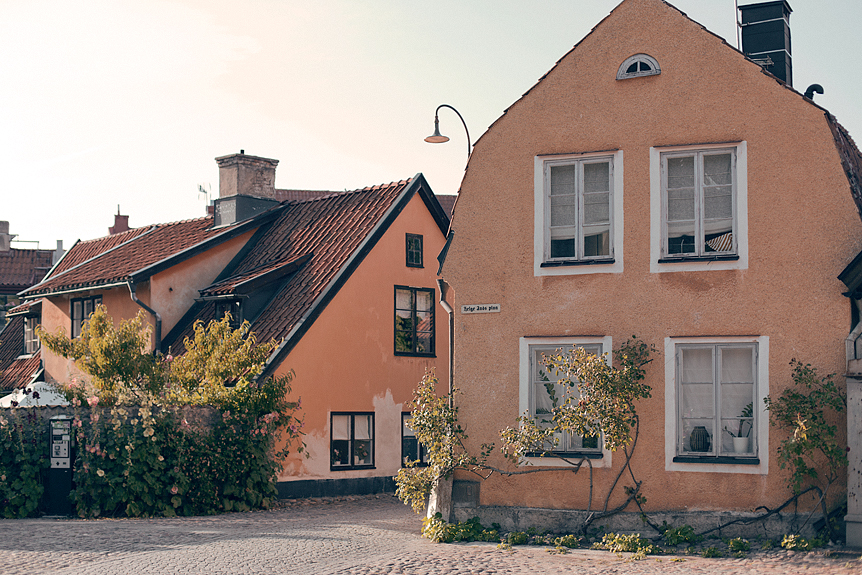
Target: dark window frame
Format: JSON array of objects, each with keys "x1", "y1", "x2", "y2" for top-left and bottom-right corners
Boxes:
[
  {"x1": 394, "y1": 286, "x2": 435, "y2": 357},
  {"x1": 214, "y1": 299, "x2": 243, "y2": 329},
  {"x1": 406, "y1": 234, "x2": 424, "y2": 268},
  {"x1": 330, "y1": 412, "x2": 375, "y2": 471},
  {"x1": 71, "y1": 295, "x2": 102, "y2": 338},
  {"x1": 401, "y1": 412, "x2": 428, "y2": 467}
]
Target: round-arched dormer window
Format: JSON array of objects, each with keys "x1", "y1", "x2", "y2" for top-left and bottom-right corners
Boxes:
[{"x1": 617, "y1": 54, "x2": 661, "y2": 79}]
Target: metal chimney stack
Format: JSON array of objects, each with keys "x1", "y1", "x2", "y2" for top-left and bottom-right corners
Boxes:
[{"x1": 739, "y1": 1, "x2": 793, "y2": 87}]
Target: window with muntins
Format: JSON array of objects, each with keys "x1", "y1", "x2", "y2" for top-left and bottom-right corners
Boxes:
[
  {"x1": 528, "y1": 343, "x2": 603, "y2": 457},
  {"x1": 394, "y1": 286, "x2": 435, "y2": 356},
  {"x1": 71, "y1": 295, "x2": 102, "y2": 338},
  {"x1": 401, "y1": 412, "x2": 428, "y2": 467},
  {"x1": 215, "y1": 299, "x2": 243, "y2": 329},
  {"x1": 662, "y1": 148, "x2": 737, "y2": 260},
  {"x1": 675, "y1": 343, "x2": 758, "y2": 462},
  {"x1": 330, "y1": 413, "x2": 374, "y2": 470},
  {"x1": 541, "y1": 156, "x2": 614, "y2": 264},
  {"x1": 406, "y1": 234, "x2": 423, "y2": 268},
  {"x1": 23, "y1": 316, "x2": 40, "y2": 355},
  {"x1": 617, "y1": 54, "x2": 661, "y2": 79}
]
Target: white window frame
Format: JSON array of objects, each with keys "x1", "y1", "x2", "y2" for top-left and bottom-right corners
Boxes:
[
  {"x1": 650, "y1": 142, "x2": 748, "y2": 273},
  {"x1": 23, "y1": 316, "x2": 40, "y2": 356},
  {"x1": 664, "y1": 336, "x2": 769, "y2": 475},
  {"x1": 518, "y1": 336, "x2": 613, "y2": 468},
  {"x1": 534, "y1": 150, "x2": 624, "y2": 276},
  {"x1": 616, "y1": 54, "x2": 661, "y2": 79}
]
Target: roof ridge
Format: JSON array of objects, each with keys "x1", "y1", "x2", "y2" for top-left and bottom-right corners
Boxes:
[
  {"x1": 22, "y1": 226, "x2": 160, "y2": 291},
  {"x1": 290, "y1": 178, "x2": 412, "y2": 205},
  {"x1": 75, "y1": 225, "x2": 151, "y2": 245}
]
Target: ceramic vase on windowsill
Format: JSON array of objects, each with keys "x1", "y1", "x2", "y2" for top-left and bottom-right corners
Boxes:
[
  {"x1": 689, "y1": 426, "x2": 711, "y2": 452},
  {"x1": 732, "y1": 436, "x2": 749, "y2": 453}
]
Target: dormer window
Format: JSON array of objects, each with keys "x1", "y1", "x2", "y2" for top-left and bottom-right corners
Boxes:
[
  {"x1": 215, "y1": 299, "x2": 243, "y2": 329},
  {"x1": 617, "y1": 54, "x2": 661, "y2": 79}
]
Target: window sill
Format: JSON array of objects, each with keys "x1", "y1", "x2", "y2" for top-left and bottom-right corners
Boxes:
[
  {"x1": 401, "y1": 462, "x2": 430, "y2": 468},
  {"x1": 395, "y1": 352, "x2": 437, "y2": 358},
  {"x1": 526, "y1": 451, "x2": 603, "y2": 459},
  {"x1": 406, "y1": 263, "x2": 424, "y2": 269},
  {"x1": 541, "y1": 258, "x2": 615, "y2": 268},
  {"x1": 330, "y1": 465, "x2": 376, "y2": 471},
  {"x1": 673, "y1": 455, "x2": 759, "y2": 465},
  {"x1": 658, "y1": 255, "x2": 739, "y2": 264}
]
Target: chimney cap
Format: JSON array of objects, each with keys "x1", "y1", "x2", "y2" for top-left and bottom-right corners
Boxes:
[
  {"x1": 739, "y1": 1, "x2": 792, "y2": 22},
  {"x1": 214, "y1": 152, "x2": 279, "y2": 168}
]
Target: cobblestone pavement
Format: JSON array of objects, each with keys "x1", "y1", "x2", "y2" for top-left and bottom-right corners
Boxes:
[{"x1": 1, "y1": 494, "x2": 860, "y2": 574}]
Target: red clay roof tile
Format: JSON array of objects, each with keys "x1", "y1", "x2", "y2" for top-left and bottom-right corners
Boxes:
[
  {"x1": 0, "y1": 248, "x2": 54, "y2": 294},
  {"x1": 23, "y1": 216, "x2": 246, "y2": 296}
]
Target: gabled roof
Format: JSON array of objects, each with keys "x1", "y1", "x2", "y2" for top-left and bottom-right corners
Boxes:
[
  {"x1": 163, "y1": 174, "x2": 447, "y2": 379},
  {"x1": 22, "y1": 209, "x2": 282, "y2": 297},
  {"x1": 826, "y1": 114, "x2": 862, "y2": 222},
  {"x1": 7, "y1": 299, "x2": 41, "y2": 317},
  {"x1": 0, "y1": 315, "x2": 41, "y2": 390},
  {"x1": 0, "y1": 247, "x2": 54, "y2": 295},
  {"x1": 49, "y1": 226, "x2": 151, "y2": 278}
]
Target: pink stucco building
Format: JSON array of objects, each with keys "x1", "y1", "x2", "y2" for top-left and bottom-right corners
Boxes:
[{"x1": 440, "y1": 0, "x2": 862, "y2": 536}]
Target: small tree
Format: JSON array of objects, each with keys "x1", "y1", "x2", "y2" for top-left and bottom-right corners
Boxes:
[
  {"x1": 396, "y1": 339, "x2": 656, "y2": 537},
  {"x1": 395, "y1": 371, "x2": 492, "y2": 514},
  {"x1": 38, "y1": 307, "x2": 166, "y2": 404},
  {"x1": 499, "y1": 337, "x2": 654, "y2": 531},
  {"x1": 764, "y1": 359, "x2": 848, "y2": 539},
  {"x1": 165, "y1": 315, "x2": 279, "y2": 409}
]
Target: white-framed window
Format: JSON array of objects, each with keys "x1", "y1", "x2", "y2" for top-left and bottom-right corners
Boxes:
[
  {"x1": 23, "y1": 316, "x2": 40, "y2": 355},
  {"x1": 534, "y1": 150, "x2": 624, "y2": 276},
  {"x1": 616, "y1": 54, "x2": 661, "y2": 79},
  {"x1": 649, "y1": 142, "x2": 748, "y2": 273},
  {"x1": 518, "y1": 336, "x2": 612, "y2": 468},
  {"x1": 664, "y1": 336, "x2": 769, "y2": 475}
]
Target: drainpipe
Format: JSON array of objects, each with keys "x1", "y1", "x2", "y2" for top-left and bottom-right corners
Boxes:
[
  {"x1": 436, "y1": 278, "x2": 454, "y2": 409},
  {"x1": 127, "y1": 281, "x2": 162, "y2": 353}
]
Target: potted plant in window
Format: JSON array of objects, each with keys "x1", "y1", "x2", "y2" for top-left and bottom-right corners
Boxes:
[{"x1": 724, "y1": 402, "x2": 753, "y2": 453}]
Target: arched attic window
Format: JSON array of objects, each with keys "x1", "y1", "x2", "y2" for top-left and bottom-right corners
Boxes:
[{"x1": 617, "y1": 54, "x2": 661, "y2": 80}]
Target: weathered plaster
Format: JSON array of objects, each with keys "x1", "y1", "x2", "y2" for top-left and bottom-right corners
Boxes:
[
  {"x1": 443, "y1": 0, "x2": 861, "y2": 514},
  {"x1": 275, "y1": 192, "x2": 449, "y2": 483}
]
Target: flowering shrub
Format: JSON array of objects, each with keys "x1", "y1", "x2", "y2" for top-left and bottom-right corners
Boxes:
[
  {"x1": 0, "y1": 408, "x2": 48, "y2": 518},
  {"x1": 34, "y1": 306, "x2": 305, "y2": 518},
  {"x1": 71, "y1": 375, "x2": 302, "y2": 518}
]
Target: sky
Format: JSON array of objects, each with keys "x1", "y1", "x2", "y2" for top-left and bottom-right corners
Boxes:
[{"x1": 2, "y1": 0, "x2": 861, "y2": 250}]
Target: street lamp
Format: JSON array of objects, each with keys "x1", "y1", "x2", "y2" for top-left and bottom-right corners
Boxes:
[{"x1": 425, "y1": 104, "x2": 471, "y2": 161}]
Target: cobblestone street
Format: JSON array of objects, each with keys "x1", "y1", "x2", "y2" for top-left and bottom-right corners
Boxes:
[{"x1": 1, "y1": 494, "x2": 860, "y2": 574}]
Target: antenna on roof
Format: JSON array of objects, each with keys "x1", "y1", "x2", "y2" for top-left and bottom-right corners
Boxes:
[
  {"x1": 198, "y1": 183, "x2": 212, "y2": 204},
  {"x1": 735, "y1": 0, "x2": 741, "y2": 50}
]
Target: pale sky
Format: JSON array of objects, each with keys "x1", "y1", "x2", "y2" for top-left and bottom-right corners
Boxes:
[{"x1": 2, "y1": 0, "x2": 860, "y2": 250}]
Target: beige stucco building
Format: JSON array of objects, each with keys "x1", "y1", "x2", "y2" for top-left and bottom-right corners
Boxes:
[{"x1": 441, "y1": 0, "x2": 862, "y2": 534}]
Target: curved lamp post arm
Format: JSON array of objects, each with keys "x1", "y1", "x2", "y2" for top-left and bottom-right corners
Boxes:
[{"x1": 425, "y1": 104, "x2": 472, "y2": 161}]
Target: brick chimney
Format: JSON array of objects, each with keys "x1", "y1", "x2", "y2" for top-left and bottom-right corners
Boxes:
[
  {"x1": 216, "y1": 151, "x2": 279, "y2": 200},
  {"x1": 0, "y1": 221, "x2": 14, "y2": 252},
  {"x1": 109, "y1": 206, "x2": 130, "y2": 235},
  {"x1": 212, "y1": 151, "x2": 281, "y2": 226},
  {"x1": 739, "y1": 1, "x2": 793, "y2": 86}
]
